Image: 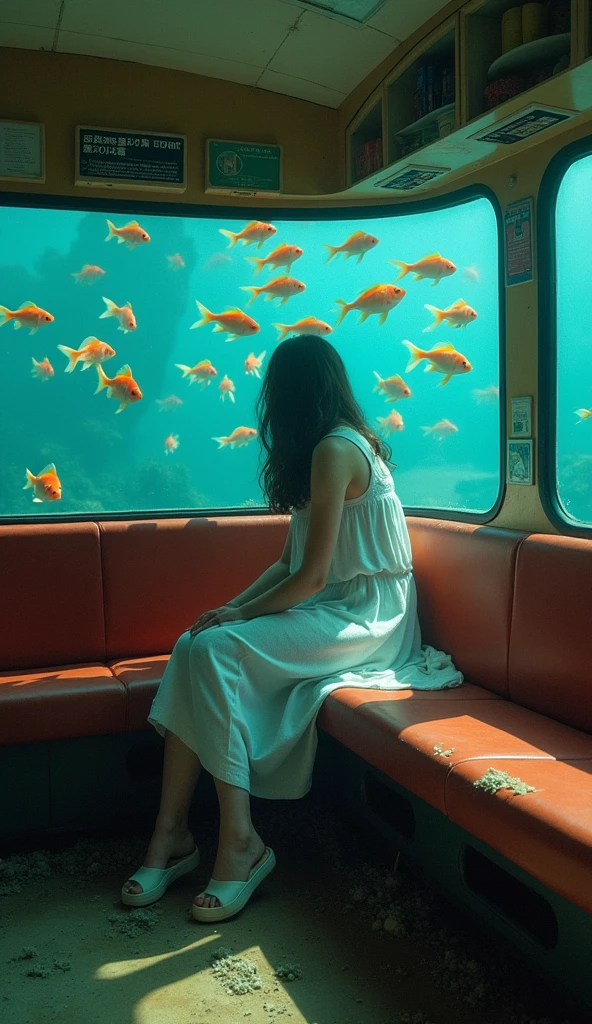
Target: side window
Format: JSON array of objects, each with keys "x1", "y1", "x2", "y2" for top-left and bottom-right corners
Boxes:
[{"x1": 0, "y1": 195, "x2": 501, "y2": 521}]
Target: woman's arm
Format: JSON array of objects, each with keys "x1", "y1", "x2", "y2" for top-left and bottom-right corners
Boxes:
[
  {"x1": 239, "y1": 436, "x2": 352, "y2": 620},
  {"x1": 227, "y1": 559, "x2": 291, "y2": 609}
]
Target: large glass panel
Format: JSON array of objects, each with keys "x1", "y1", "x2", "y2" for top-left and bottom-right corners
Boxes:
[
  {"x1": 0, "y1": 197, "x2": 500, "y2": 518},
  {"x1": 555, "y1": 154, "x2": 592, "y2": 526}
]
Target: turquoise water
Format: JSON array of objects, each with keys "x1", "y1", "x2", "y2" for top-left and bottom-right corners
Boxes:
[
  {"x1": 556, "y1": 154, "x2": 592, "y2": 525},
  {"x1": 0, "y1": 196, "x2": 501, "y2": 517}
]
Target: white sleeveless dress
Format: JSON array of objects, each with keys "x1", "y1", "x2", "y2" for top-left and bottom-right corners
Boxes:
[{"x1": 147, "y1": 426, "x2": 463, "y2": 800}]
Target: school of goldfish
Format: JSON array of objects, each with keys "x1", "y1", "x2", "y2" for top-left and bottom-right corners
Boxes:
[{"x1": 6, "y1": 216, "x2": 503, "y2": 504}]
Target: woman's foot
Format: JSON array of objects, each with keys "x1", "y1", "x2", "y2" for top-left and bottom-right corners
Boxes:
[
  {"x1": 193, "y1": 828, "x2": 267, "y2": 910},
  {"x1": 122, "y1": 823, "x2": 197, "y2": 896}
]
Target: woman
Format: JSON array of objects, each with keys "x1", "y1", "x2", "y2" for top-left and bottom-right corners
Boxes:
[{"x1": 121, "y1": 334, "x2": 462, "y2": 921}]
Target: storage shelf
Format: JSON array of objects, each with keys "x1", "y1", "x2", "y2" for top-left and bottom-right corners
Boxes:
[
  {"x1": 488, "y1": 32, "x2": 571, "y2": 80},
  {"x1": 395, "y1": 102, "x2": 456, "y2": 136}
]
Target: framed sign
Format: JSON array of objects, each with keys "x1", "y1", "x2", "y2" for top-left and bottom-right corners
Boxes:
[
  {"x1": 469, "y1": 104, "x2": 575, "y2": 145},
  {"x1": 206, "y1": 139, "x2": 282, "y2": 196},
  {"x1": 511, "y1": 396, "x2": 532, "y2": 437},
  {"x1": 507, "y1": 440, "x2": 534, "y2": 485},
  {"x1": 376, "y1": 164, "x2": 450, "y2": 191},
  {"x1": 505, "y1": 197, "x2": 533, "y2": 286},
  {"x1": 75, "y1": 126, "x2": 186, "y2": 192},
  {"x1": 0, "y1": 120, "x2": 44, "y2": 182}
]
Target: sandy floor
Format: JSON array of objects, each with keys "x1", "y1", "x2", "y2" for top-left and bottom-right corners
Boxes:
[{"x1": 1, "y1": 790, "x2": 588, "y2": 1024}]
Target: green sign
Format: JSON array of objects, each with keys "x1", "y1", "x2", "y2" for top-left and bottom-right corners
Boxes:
[{"x1": 206, "y1": 139, "x2": 282, "y2": 195}]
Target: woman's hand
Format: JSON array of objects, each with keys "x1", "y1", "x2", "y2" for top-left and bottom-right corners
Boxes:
[{"x1": 188, "y1": 603, "x2": 243, "y2": 637}]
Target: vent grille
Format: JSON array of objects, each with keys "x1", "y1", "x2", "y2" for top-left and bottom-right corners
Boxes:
[{"x1": 283, "y1": 0, "x2": 389, "y2": 27}]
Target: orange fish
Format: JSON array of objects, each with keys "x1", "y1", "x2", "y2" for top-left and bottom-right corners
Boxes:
[
  {"x1": 421, "y1": 419, "x2": 459, "y2": 440},
  {"x1": 212, "y1": 426, "x2": 257, "y2": 449},
  {"x1": 273, "y1": 317, "x2": 332, "y2": 341},
  {"x1": 72, "y1": 264, "x2": 105, "y2": 285},
  {"x1": 244, "y1": 351, "x2": 267, "y2": 378},
  {"x1": 190, "y1": 301, "x2": 259, "y2": 340},
  {"x1": 473, "y1": 385, "x2": 499, "y2": 404},
  {"x1": 95, "y1": 363, "x2": 143, "y2": 413},
  {"x1": 156, "y1": 394, "x2": 183, "y2": 412},
  {"x1": 164, "y1": 433, "x2": 180, "y2": 455},
  {"x1": 403, "y1": 340, "x2": 471, "y2": 387},
  {"x1": 373, "y1": 371, "x2": 411, "y2": 402},
  {"x1": 389, "y1": 252, "x2": 456, "y2": 286},
  {"x1": 105, "y1": 218, "x2": 150, "y2": 248},
  {"x1": 166, "y1": 253, "x2": 186, "y2": 271},
  {"x1": 423, "y1": 298, "x2": 477, "y2": 332},
  {"x1": 575, "y1": 408, "x2": 592, "y2": 423},
  {"x1": 219, "y1": 221, "x2": 277, "y2": 249},
  {"x1": 324, "y1": 230, "x2": 379, "y2": 264},
  {"x1": 58, "y1": 337, "x2": 116, "y2": 372},
  {"x1": 377, "y1": 410, "x2": 404, "y2": 434},
  {"x1": 335, "y1": 284, "x2": 405, "y2": 327},
  {"x1": 23, "y1": 462, "x2": 62, "y2": 502},
  {"x1": 99, "y1": 296, "x2": 136, "y2": 333},
  {"x1": 31, "y1": 356, "x2": 54, "y2": 382},
  {"x1": 240, "y1": 275, "x2": 306, "y2": 307},
  {"x1": 246, "y1": 244, "x2": 303, "y2": 276},
  {"x1": 219, "y1": 374, "x2": 236, "y2": 403},
  {"x1": 175, "y1": 359, "x2": 217, "y2": 387},
  {"x1": 0, "y1": 301, "x2": 54, "y2": 335}
]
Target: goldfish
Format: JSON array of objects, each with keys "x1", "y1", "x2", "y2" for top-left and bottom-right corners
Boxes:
[
  {"x1": 463, "y1": 265, "x2": 480, "y2": 283},
  {"x1": 574, "y1": 408, "x2": 592, "y2": 423},
  {"x1": 72, "y1": 264, "x2": 105, "y2": 285},
  {"x1": 212, "y1": 426, "x2": 258, "y2": 449},
  {"x1": 164, "y1": 433, "x2": 180, "y2": 455},
  {"x1": 95, "y1": 363, "x2": 143, "y2": 413},
  {"x1": 156, "y1": 394, "x2": 183, "y2": 412},
  {"x1": 335, "y1": 284, "x2": 405, "y2": 327},
  {"x1": 31, "y1": 356, "x2": 54, "y2": 381},
  {"x1": 324, "y1": 230, "x2": 379, "y2": 264},
  {"x1": 105, "y1": 218, "x2": 150, "y2": 248},
  {"x1": 190, "y1": 300, "x2": 259, "y2": 340},
  {"x1": 244, "y1": 351, "x2": 267, "y2": 378},
  {"x1": 373, "y1": 371, "x2": 411, "y2": 402},
  {"x1": 240, "y1": 275, "x2": 306, "y2": 307},
  {"x1": 99, "y1": 296, "x2": 136, "y2": 333},
  {"x1": 175, "y1": 359, "x2": 217, "y2": 387},
  {"x1": 473, "y1": 385, "x2": 499, "y2": 404},
  {"x1": 219, "y1": 221, "x2": 277, "y2": 249},
  {"x1": 273, "y1": 317, "x2": 332, "y2": 341},
  {"x1": 403, "y1": 340, "x2": 472, "y2": 386},
  {"x1": 421, "y1": 418, "x2": 459, "y2": 440},
  {"x1": 423, "y1": 298, "x2": 477, "y2": 331},
  {"x1": 23, "y1": 462, "x2": 62, "y2": 502},
  {"x1": 0, "y1": 301, "x2": 54, "y2": 335},
  {"x1": 57, "y1": 336, "x2": 116, "y2": 372},
  {"x1": 246, "y1": 244, "x2": 303, "y2": 276},
  {"x1": 166, "y1": 253, "x2": 185, "y2": 271},
  {"x1": 377, "y1": 410, "x2": 404, "y2": 434},
  {"x1": 219, "y1": 374, "x2": 236, "y2": 403},
  {"x1": 389, "y1": 252, "x2": 456, "y2": 286}
]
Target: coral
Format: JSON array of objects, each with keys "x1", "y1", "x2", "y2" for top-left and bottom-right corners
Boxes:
[
  {"x1": 433, "y1": 744, "x2": 456, "y2": 757},
  {"x1": 209, "y1": 946, "x2": 263, "y2": 995},
  {"x1": 273, "y1": 961, "x2": 302, "y2": 981},
  {"x1": 473, "y1": 767, "x2": 537, "y2": 796}
]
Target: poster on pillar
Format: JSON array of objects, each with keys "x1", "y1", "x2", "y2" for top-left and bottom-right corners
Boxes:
[
  {"x1": 504, "y1": 197, "x2": 533, "y2": 286},
  {"x1": 75, "y1": 126, "x2": 187, "y2": 192}
]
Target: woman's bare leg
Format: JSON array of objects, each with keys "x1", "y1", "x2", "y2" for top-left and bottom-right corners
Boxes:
[{"x1": 122, "y1": 729, "x2": 202, "y2": 895}]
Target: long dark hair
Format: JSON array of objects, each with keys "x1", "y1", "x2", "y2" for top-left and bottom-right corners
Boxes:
[{"x1": 255, "y1": 334, "x2": 396, "y2": 513}]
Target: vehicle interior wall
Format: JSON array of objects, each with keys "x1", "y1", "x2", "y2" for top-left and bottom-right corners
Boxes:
[{"x1": 2, "y1": 42, "x2": 592, "y2": 535}]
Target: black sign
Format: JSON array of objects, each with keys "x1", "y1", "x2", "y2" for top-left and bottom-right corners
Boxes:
[
  {"x1": 75, "y1": 126, "x2": 186, "y2": 192},
  {"x1": 474, "y1": 107, "x2": 573, "y2": 146}
]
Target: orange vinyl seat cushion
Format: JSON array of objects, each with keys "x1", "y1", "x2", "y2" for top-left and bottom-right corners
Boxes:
[{"x1": 109, "y1": 656, "x2": 169, "y2": 732}]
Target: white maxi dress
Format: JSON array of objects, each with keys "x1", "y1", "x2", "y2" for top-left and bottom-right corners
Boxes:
[{"x1": 147, "y1": 425, "x2": 463, "y2": 800}]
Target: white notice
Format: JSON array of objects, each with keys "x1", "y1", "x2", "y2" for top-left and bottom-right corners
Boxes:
[{"x1": 0, "y1": 122, "x2": 44, "y2": 180}]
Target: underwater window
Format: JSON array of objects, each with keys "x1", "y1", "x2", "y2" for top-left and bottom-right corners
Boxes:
[
  {"x1": 0, "y1": 195, "x2": 501, "y2": 520},
  {"x1": 551, "y1": 152, "x2": 592, "y2": 528}
]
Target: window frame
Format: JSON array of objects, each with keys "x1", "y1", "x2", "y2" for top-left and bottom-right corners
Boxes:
[
  {"x1": 538, "y1": 135, "x2": 592, "y2": 537},
  {"x1": 0, "y1": 185, "x2": 505, "y2": 526}
]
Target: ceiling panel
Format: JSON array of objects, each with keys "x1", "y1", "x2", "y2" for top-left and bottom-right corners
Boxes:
[
  {"x1": 256, "y1": 68, "x2": 347, "y2": 108},
  {"x1": 0, "y1": 0, "x2": 62, "y2": 28},
  {"x1": 268, "y1": 9, "x2": 399, "y2": 93},
  {"x1": 60, "y1": 0, "x2": 298, "y2": 68},
  {"x1": 368, "y1": 0, "x2": 447, "y2": 40},
  {"x1": 56, "y1": 31, "x2": 263, "y2": 86},
  {"x1": 0, "y1": 23, "x2": 56, "y2": 49}
]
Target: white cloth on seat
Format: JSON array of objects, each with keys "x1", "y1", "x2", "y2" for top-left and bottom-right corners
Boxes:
[{"x1": 148, "y1": 425, "x2": 463, "y2": 799}]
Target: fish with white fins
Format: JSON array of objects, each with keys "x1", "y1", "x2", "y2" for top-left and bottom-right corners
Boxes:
[
  {"x1": 373, "y1": 371, "x2": 411, "y2": 402},
  {"x1": 244, "y1": 351, "x2": 266, "y2": 378},
  {"x1": 377, "y1": 410, "x2": 404, "y2": 434},
  {"x1": 324, "y1": 231, "x2": 379, "y2": 264},
  {"x1": 105, "y1": 219, "x2": 150, "y2": 248},
  {"x1": 421, "y1": 419, "x2": 459, "y2": 440},
  {"x1": 389, "y1": 253, "x2": 456, "y2": 286},
  {"x1": 574, "y1": 408, "x2": 592, "y2": 423},
  {"x1": 175, "y1": 359, "x2": 217, "y2": 387},
  {"x1": 99, "y1": 297, "x2": 136, "y2": 333},
  {"x1": 402, "y1": 340, "x2": 471, "y2": 387},
  {"x1": 212, "y1": 426, "x2": 258, "y2": 449},
  {"x1": 23, "y1": 463, "x2": 62, "y2": 502},
  {"x1": 219, "y1": 221, "x2": 276, "y2": 249},
  {"x1": 423, "y1": 298, "x2": 477, "y2": 332}
]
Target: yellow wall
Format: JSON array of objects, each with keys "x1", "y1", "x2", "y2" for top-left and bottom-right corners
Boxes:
[{"x1": 3, "y1": 44, "x2": 592, "y2": 535}]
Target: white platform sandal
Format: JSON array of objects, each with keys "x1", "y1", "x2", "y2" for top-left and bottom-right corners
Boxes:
[
  {"x1": 121, "y1": 846, "x2": 200, "y2": 907},
  {"x1": 191, "y1": 846, "x2": 276, "y2": 922}
]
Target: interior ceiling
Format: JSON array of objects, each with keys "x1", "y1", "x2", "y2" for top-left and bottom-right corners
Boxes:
[{"x1": 2, "y1": 0, "x2": 449, "y2": 108}]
